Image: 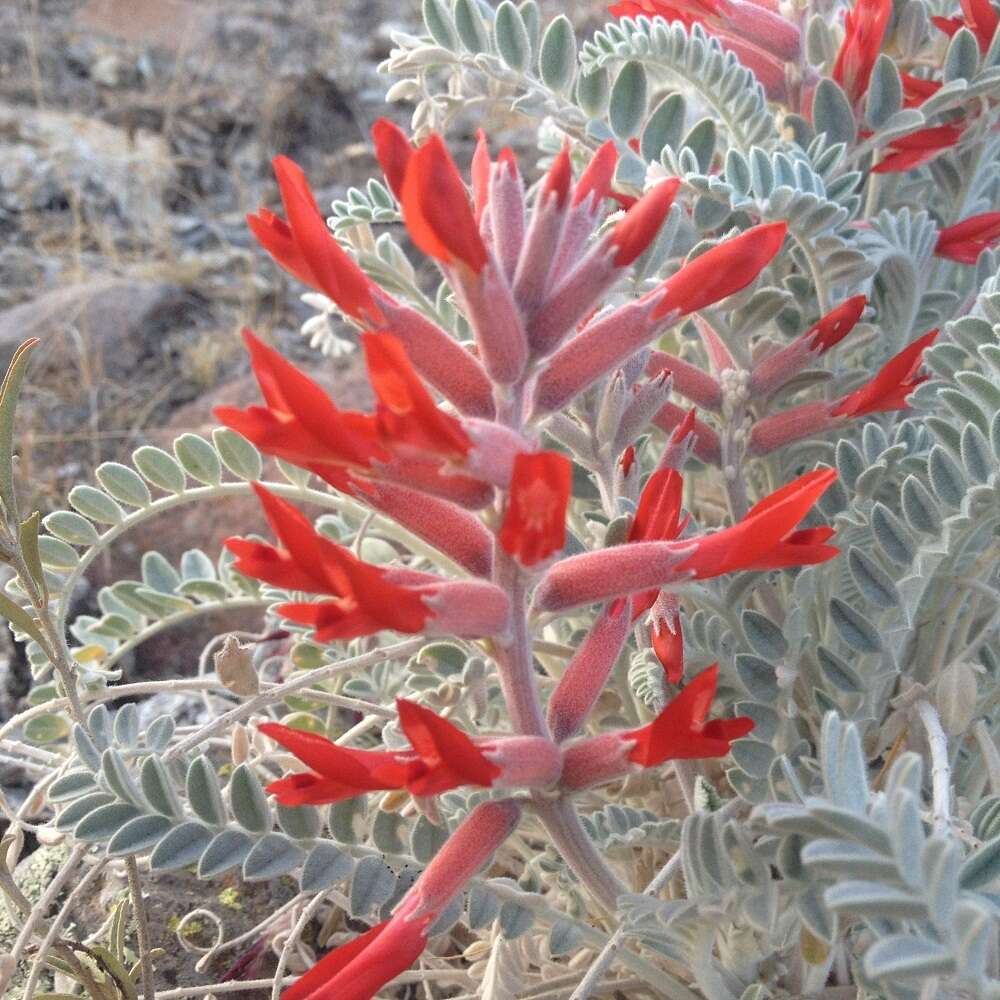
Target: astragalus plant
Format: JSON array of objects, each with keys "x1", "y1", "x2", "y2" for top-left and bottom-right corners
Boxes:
[{"x1": 1, "y1": 0, "x2": 1000, "y2": 997}]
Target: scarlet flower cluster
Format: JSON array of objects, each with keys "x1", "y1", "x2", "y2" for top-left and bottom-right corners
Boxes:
[{"x1": 215, "y1": 117, "x2": 944, "y2": 998}]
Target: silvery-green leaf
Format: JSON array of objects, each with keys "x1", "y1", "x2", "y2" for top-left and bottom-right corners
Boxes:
[
  {"x1": 742, "y1": 610, "x2": 787, "y2": 660},
  {"x1": 187, "y1": 756, "x2": 226, "y2": 827},
  {"x1": 866, "y1": 55, "x2": 902, "y2": 129},
  {"x1": 277, "y1": 803, "x2": 322, "y2": 841},
  {"x1": 928, "y1": 444, "x2": 966, "y2": 507},
  {"x1": 467, "y1": 883, "x2": 502, "y2": 928},
  {"x1": 141, "y1": 756, "x2": 183, "y2": 819},
  {"x1": 428, "y1": 893, "x2": 464, "y2": 936},
  {"x1": 901, "y1": 475, "x2": 940, "y2": 534},
  {"x1": 731, "y1": 739, "x2": 775, "y2": 779},
  {"x1": 174, "y1": 434, "x2": 222, "y2": 486},
  {"x1": 149, "y1": 821, "x2": 213, "y2": 871},
  {"x1": 243, "y1": 833, "x2": 305, "y2": 881},
  {"x1": 133, "y1": 445, "x2": 186, "y2": 494},
  {"x1": 146, "y1": 717, "x2": 175, "y2": 754},
  {"x1": 796, "y1": 883, "x2": 837, "y2": 943},
  {"x1": 48, "y1": 769, "x2": 97, "y2": 802},
  {"x1": 971, "y1": 795, "x2": 1000, "y2": 840},
  {"x1": 198, "y1": 829, "x2": 253, "y2": 878},
  {"x1": 300, "y1": 842, "x2": 354, "y2": 892},
  {"x1": 453, "y1": 0, "x2": 489, "y2": 53},
  {"x1": 499, "y1": 899, "x2": 534, "y2": 939},
  {"x1": 518, "y1": 0, "x2": 540, "y2": 56},
  {"x1": 801, "y1": 839, "x2": 898, "y2": 880},
  {"x1": 922, "y1": 835, "x2": 959, "y2": 932},
  {"x1": 85, "y1": 707, "x2": 111, "y2": 752},
  {"x1": 350, "y1": 855, "x2": 397, "y2": 917},
  {"x1": 576, "y1": 68, "x2": 610, "y2": 117},
  {"x1": 329, "y1": 797, "x2": 365, "y2": 843},
  {"x1": 101, "y1": 748, "x2": 145, "y2": 807},
  {"x1": 228, "y1": 764, "x2": 271, "y2": 833},
  {"x1": 423, "y1": 0, "x2": 458, "y2": 50},
  {"x1": 38, "y1": 534, "x2": 80, "y2": 569},
  {"x1": 548, "y1": 918, "x2": 584, "y2": 956},
  {"x1": 824, "y1": 881, "x2": 926, "y2": 919},
  {"x1": 113, "y1": 703, "x2": 139, "y2": 747},
  {"x1": 642, "y1": 93, "x2": 686, "y2": 161},
  {"x1": 682, "y1": 118, "x2": 716, "y2": 173},
  {"x1": 372, "y1": 810, "x2": 407, "y2": 854},
  {"x1": 954, "y1": 898, "x2": 994, "y2": 976},
  {"x1": 107, "y1": 814, "x2": 172, "y2": 857},
  {"x1": 539, "y1": 15, "x2": 575, "y2": 92},
  {"x1": 829, "y1": 598, "x2": 881, "y2": 653},
  {"x1": 960, "y1": 423, "x2": 992, "y2": 482},
  {"x1": 75, "y1": 802, "x2": 142, "y2": 843},
  {"x1": 805, "y1": 14, "x2": 834, "y2": 67},
  {"x1": 69, "y1": 485, "x2": 123, "y2": 526},
  {"x1": 411, "y1": 815, "x2": 449, "y2": 862},
  {"x1": 749, "y1": 147, "x2": 774, "y2": 198},
  {"x1": 141, "y1": 551, "x2": 180, "y2": 594},
  {"x1": 495, "y1": 1, "x2": 530, "y2": 71},
  {"x1": 959, "y1": 834, "x2": 1000, "y2": 890},
  {"x1": 835, "y1": 439, "x2": 865, "y2": 489},
  {"x1": 847, "y1": 548, "x2": 899, "y2": 608},
  {"x1": 812, "y1": 78, "x2": 856, "y2": 146},
  {"x1": 935, "y1": 660, "x2": 978, "y2": 737},
  {"x1": 816, "y1": 645, "x2": 863, "y2": 693},
  {"x1": 96, "y1": 462, "x2": 151, "y2": 508},
  {"x1": 945, "y1": 26, "x2": 979, "y2": 81},
  {"x1": 212, "y1": 428, "x2": 263, "y2": 482},
  {"x1": 57, "y1": 792, "x2": 115, "y2": 831},
  {"x1": 609, "y1": 61, "x2": 647, "y2": 139},
  {"x1": 863, "y1": 935, "x2": 955, "y2": 980},
  {"x1": 871, "y1": 501, "x2": 915, "y2": 564},
  {"x1": 736, "y1": 654, "x2": 779, "y2": 700}
]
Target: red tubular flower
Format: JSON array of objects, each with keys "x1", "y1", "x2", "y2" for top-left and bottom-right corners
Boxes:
[
  {"x1": 832, "y1": 0, "x2": 892, "y2": 104},
  {"x1": 934, "y1": 212, "x2": 1000, "y2": 263},
  {"x1": 750, "y1": 295, "x2": 867, "y2": 398},
  {"x1": 649, "y1": 592, "x2": 685, "y2": 683},
  {"x1": 248, "y1": 157, "x2": 382, "y2": 325},
  {"x1": 645, "y1": 350, "x2": 723, "y2": 409},
  {"x1": 363, "y1": 332, "x2": 471, "y2": 460},
  {"x1": 400, "y1": 134, "x2": 489, "y2": 273},
  {"x1": 532, "y1": 469, "x2": 838, "y2": 613},
  {"x1": 608, "y1": 179, "x2": 682, "y2": 266},
  {"x1": 678, "y1": 468, "x2": 839, "y2": 577},
  {"x1": 371, "y1": 118, "x2": 413, "y2": 200},
  {"x1": 559, "y1": 665, "x2": 754, "y2": 790},
  {"x1": 227, "y1": 486, "x2": 509, "y2": 640},
  {"x1": 931, "y1": 0, "x2": 999, "y2": 50},
  {"x1": 652, "y1": 402, "x2": 722, "y2": 465},
  {"x1": 284, "y1": 800, "x2": 520, "y2": 1000},
  {"x1": 872, "y1": 124, "x2": 965, "y2": 173},
  {"x1": 651, "y1": 222, "x2": 787, "y2": 320},
  {"x1": 831, "y1": 329, "x2": 938, "y2": 416},
  {"x1": 573, "y1": 140, "x2": 619, "y2": 208},
  {"x1": 655, "y1": 405, "x2": 700, "y2": 471},
  {"x1": 215, "y1": 330, "x2": 385, "y2": 475},
  {"x1": 499, "y1": 451, "x2": 572, "y2": 567}
]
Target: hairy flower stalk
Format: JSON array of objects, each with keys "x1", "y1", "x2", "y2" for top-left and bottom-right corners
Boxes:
[{"x1": 197, "y1": 121, "x2": 851, "y2": 990}]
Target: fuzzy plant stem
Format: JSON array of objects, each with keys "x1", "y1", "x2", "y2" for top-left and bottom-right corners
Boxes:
[
  {"x1": 916, "y1": 699, "x2": 952, "y2": 835},
  {"x1": 568, "y1": 848, "x2": 685, "y2": 1000}
]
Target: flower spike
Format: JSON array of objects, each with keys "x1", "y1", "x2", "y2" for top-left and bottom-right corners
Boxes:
[{"x1": 371, "y1": 117, "x2": 412, "y2": 200}]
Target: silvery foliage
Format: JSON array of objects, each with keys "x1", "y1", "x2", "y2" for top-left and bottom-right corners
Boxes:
[{"x1": 5, "y1": 0, "x2": 1000, "y2": 996}]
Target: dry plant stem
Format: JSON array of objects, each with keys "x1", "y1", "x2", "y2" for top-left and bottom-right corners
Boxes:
[
  {"x1": 271, "y1": 891, "x2": 337, "y2": 1000},
  {"x1": 916, "y1": 699, "x2": 951, "y2": 835},
  {"x1": 569, "y1": 849, "x2": 685, "y2": 1000},
  {"x1": 126, "y1": 856, "x2": 156, "y2": 1000}
]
